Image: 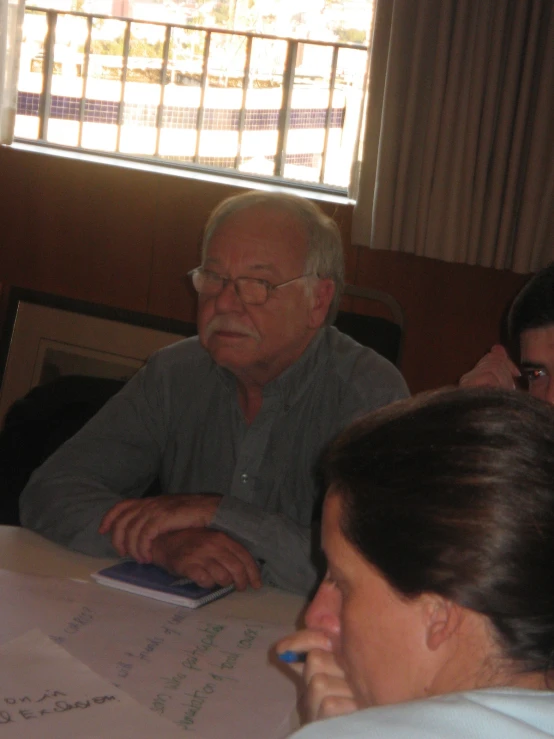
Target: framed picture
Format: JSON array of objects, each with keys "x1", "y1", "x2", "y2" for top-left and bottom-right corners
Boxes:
[{"x1": 0, "y1": 288, "x2": 197, "y2": 426}]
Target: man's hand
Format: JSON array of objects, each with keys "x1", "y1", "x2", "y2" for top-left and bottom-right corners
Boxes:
[
  {"x1": 99, "y1": 494, "x2": 222, "y2": 562},
  {"x1": 151, "y1": 529, "x2": 262, "y2": 591},
  {"x1": 459, "y1": 345, "x2": 521, "y2": 390},
  {"x1": 276, "y1": 629, "x2": 359, "y2": 723}
]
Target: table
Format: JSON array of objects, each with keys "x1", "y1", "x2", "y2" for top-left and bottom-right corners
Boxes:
[
  {"x1": 0, "y1": 525, "x2": 307, "y2": 626},
  {"x1": 0, "y1": 526, "x2": 306, "y2": 737}
]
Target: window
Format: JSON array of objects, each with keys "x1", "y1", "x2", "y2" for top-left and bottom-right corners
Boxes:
[{"x1": 13, "y1": 0, "x2": 375, "y2": 192}]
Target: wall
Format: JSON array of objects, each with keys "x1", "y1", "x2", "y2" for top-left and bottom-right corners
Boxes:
[{"x1": 0, "y1": 145, "x2": 529, "y2": 392}]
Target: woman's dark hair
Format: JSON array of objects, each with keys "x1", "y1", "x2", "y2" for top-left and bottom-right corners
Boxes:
[{"x1": 324, "y1": 387, "x2": 554, "y2": 672}]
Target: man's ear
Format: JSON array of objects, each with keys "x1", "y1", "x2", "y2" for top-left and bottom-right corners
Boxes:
[
  {"x1": 308, "y1": 279, "x2": 336, "y2": 329},
  {"x1": 423, "y1": 595, "x2": 463, "y2": 652}
]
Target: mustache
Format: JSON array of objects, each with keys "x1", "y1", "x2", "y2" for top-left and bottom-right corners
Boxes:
[{"x1": 203, "y1": 316, "x2": 261, "y2": 342}]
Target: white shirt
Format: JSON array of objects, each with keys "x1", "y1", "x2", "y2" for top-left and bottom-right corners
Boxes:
[{"x1": 291, "y1": 689, "x2": 554, "y2": 738}]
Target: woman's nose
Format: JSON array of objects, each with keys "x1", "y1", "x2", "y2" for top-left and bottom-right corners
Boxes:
[{"x1": 305, "y1": 580, "x2": 341, "y2": 635}]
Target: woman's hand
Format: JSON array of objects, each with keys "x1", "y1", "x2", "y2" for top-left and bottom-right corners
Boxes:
[{"x1": 276, "y1": 629, "x2": 359, "y2": 723}]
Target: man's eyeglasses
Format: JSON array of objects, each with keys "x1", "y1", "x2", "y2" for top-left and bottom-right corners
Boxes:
[{"x1": 188, "y1": 267, "x2": 314, "y2": 306}]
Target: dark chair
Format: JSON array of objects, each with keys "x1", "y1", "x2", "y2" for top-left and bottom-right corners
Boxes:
[
  {"x1": 334, "y1": 284, "x2": 405, "y2": 367},
  {"x1": 0, "y1": 374, "x2": 160, "y2": 526}
]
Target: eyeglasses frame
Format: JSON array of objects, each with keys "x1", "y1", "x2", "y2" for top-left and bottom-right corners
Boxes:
[{"x1": 187, "y1": 267, "x2": 315, "y2": 306}]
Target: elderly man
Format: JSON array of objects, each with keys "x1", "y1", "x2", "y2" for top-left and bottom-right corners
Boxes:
[
  {"x1": 20, "y1": 190, "x2": 408, "y2": 595},
  {"x1": 460, "y1": 262, "x2": 554, "y2": 402}
]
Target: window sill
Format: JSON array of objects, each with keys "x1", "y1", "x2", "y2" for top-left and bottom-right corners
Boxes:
[{"x1": 10, "y1": 140, "x2": 354, "y2": 207}]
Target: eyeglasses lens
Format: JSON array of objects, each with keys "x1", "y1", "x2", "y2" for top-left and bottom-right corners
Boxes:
[
  {"x1": 236, "y1": 279, "x2": 267, "y2": 305},
  {"x1": 191, "y1": 271, "x2": 268, "y2": 305}
]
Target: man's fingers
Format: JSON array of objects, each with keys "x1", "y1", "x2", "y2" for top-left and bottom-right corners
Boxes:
[
  {"x1": 102, "y1": 495, "x2": 224, "y2": 563},
  {"x1": 483, "y1": 346, "x2": 521, "y2": 379},
  {"x1": 110, "y1": 506, "x2": 150, "y2": 557},
  {"x1": 181, "y1": 563, "x2": 217, "y2": 590},
  {"x1": 132, "y1": 505, "x2": 214, "y2": 563},
  {"x1": 98, "y1": 499, "x2": 140, "y2": 535},
  {"x1": 489, "y1": 344, "x2": 520, "y2": 371},
  {"x1": 124, "y1": 514, "x2": 166, "y2": 563},
  {"x1": 152, "y1": 529, "x2": 261, "y2": 591},
  {"x1": 460, "y1": 369, "x2": 510, "y2": 389},
  {"x1": 191, "y1": 560, "x2": 234, "y2": 589},
  {"x1": 460, "y1": 346, "x2": 520, "y2": 390},
  {"x1": 117, "y1": 499, "x2": 179, "y2": 561},
  {"x1": 183, "y1": 557, "x2": 245, "y2": 591},
  {"x1": 112, "y1": 507, "x2": 153, "y2": 558},
  {"x1": 225, "y1": 539, "x2": 262, "y2": 590},
  {"x1": 99, "y1": 498, "x2": 156, "y2": 558},
  {"x1": 208, "y1": 537, "x2": 260, "y2": 590}
]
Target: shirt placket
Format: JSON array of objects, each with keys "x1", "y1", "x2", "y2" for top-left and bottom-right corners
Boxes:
[{"x1": 229, "y1": 395, "x2": 280, "y2": 506}]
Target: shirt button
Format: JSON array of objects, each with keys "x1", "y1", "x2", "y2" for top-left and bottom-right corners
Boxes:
[{"x1": 241, "y1": 473, "x2": 249, "y2": 483}]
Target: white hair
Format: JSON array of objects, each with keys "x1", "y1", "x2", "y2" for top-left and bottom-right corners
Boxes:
[{"x1": 202, "y1": 190, "x2": 345, "y2": 323}]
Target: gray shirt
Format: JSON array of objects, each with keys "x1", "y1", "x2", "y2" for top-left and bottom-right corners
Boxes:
[{"x1": 20, "y1": 327, "x2": 408, "y2": 594}]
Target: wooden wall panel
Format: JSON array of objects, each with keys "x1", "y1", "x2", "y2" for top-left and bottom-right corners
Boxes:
[
  {"x1": 355, "y1": 247, "x2": 529, "y2": 392},
  {"x1": 0, "y1": 147, "x2": 156, "y2": 311}
]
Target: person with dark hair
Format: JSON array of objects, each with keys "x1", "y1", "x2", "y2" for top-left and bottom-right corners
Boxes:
[
  {"x1": 460, "y1": 262, "x2": 554, "y2": 403},
  {"x1": 277, "y1": 388, "x2": 554, "y2": 737},
  {"x1": 19, "y1": 190, "x2": 408, "y2": 596}
]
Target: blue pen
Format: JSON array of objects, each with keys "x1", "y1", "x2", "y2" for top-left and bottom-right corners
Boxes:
[{"x1": 278, "y1": 650, "x2": 307, "y2": 663}]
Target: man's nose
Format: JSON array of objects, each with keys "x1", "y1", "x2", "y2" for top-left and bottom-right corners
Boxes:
[
  {"x1": 214, "y1": 279, "x2": 244, "y2": 312},
  {"x1": 304, "y1": 580, "x2": 341, "y2": 635}
]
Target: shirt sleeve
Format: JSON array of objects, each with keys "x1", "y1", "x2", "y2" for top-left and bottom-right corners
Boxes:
[{"x1": 19, "y1": 365, "x2": 166, "y2": 557}]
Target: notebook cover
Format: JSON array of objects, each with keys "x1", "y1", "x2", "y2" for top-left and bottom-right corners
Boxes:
[{"x1": 91, "y1": 561, "x2": 234, "y2": 609}]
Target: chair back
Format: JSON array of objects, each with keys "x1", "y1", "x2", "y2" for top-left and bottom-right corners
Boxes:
[
  {"x1": 334, "y1": 284, "x2": 405, "y2": 367},
  {"x1": 0, "y1": 375, "x2": 161, "y2": 526}
]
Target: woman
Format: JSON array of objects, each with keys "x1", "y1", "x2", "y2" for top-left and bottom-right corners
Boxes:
[{"x1": 278, "y1": 388, "x2": 554, "y2": 737}]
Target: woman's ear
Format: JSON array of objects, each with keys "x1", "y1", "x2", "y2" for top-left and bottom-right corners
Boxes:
[{"x1": 423, "y1": 595, "x2": 463, "y2": 651}]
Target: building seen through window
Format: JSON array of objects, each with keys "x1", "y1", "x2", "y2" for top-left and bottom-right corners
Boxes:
[{"x1": 16, "y1": 0, "x2": 375, "y2": 191}]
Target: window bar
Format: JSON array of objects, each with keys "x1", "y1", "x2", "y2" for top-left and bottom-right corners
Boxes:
[
  {"x1": 154, "y1": 24, "x2": 172, "y2": 157},
  {"x1": 77, "y1": 15, "x2": 93, "y2": 148},
  {"x1": 234, "y1": 35, "x2": 252, "y2": 171},
  {"x1": 193, "y1": 31, "x2": 211, "y2": 164},
  {"x1": 115, "y1": 20, "x2": 132, "y2": 153},
  {"x1": 274, "y1": 39, "x2": 297, "y2": 177},
  {"x1": 37, "y1": 10, "x2": 57, "y2": 141},
  {"x1": 319, "y1": 44, "x2": 339, "y2": 184}
]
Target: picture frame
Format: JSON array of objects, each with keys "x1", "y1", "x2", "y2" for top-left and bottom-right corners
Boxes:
[{"x1": 0, "y1": 288, "x2": 197, "y2": 426}]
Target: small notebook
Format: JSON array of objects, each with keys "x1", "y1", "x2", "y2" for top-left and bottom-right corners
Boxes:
[{"x1": 91, "y1": 561, "x2": 235, "y2": 609}]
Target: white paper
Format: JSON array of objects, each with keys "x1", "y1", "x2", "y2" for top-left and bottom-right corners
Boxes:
[
  {"x1": 0, "y1": 629, "x2": 188, "y2": 738},
  {"x1": 0, "y1": 570, "x2": 297, "y2": 738}
]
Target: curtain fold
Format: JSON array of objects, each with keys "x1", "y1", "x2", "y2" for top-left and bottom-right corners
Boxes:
[
  {"x1": 0, "y1": 0, "x2": 25, "y2": 144},
  {"x1": 352, "y1": 0, "x2": 554, "y2": 273}
]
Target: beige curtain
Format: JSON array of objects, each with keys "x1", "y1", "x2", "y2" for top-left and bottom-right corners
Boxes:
[{"x1": 351, "y1": 0, "x2": 554, "y2": 273}]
